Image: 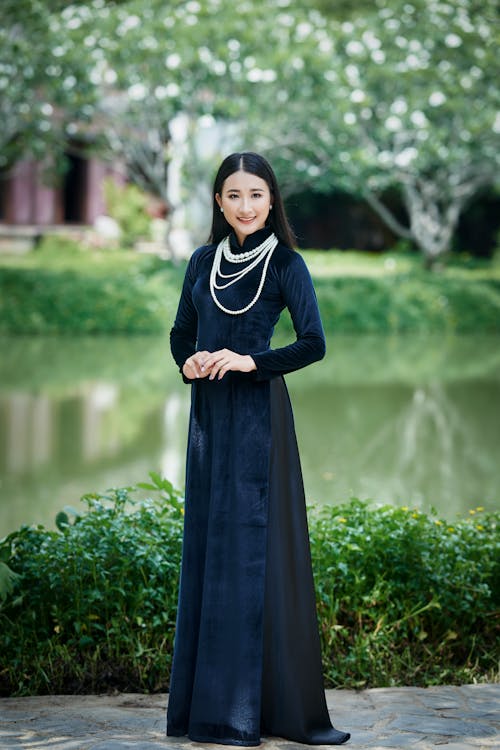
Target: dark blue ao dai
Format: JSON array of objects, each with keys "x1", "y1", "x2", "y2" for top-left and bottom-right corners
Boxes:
[{"x1": 168, "y1": 227, "x2": 350, "y2": 746}]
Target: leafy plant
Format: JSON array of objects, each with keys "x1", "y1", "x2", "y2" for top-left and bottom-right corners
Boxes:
[
  {"x1": 0, "y1": 474, "x2": 184, "y2": 695},
  {"x1": 0, "y1": 479, "x2": 498, "y2": 696},
  {"x1": 102, "y1": 179, "x2": 152, "y2": 248},
  {"x1": 310, "y1": 501, "x2": 499, "y2": 687}
]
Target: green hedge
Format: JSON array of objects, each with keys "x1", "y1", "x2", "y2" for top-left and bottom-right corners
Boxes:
[
  {"x1": 1, "y1": 246, "x2": 500, "y2": 335},
  {"x1": 0, "y1": 475, "x2": 498, "y2": 696},
  {"x1": 312, "y1": 274, "x2": 500, "y2": 334},
  {"x1": 0, "y1": 267, "x2": 170, "y2": 335}
]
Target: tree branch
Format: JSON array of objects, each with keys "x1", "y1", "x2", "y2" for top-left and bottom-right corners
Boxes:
[{"x1": 362, "y1": 189, "x2": 413, "y2": 240}]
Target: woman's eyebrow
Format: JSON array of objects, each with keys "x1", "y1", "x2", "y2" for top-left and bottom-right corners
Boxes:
[{"x1": 226, "y1": 188, "x2": 265, "y2": 192}]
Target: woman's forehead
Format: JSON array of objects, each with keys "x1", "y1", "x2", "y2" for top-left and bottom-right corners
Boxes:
[{"x1": 222, "y1": 170, "x2": 269, "y2": 192}]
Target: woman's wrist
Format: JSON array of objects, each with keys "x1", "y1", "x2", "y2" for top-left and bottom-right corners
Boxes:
[{"x1": 244, "y1": 355, "x2": 257, "y2": 372}]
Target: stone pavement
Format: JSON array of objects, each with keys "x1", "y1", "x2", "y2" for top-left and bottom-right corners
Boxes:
[{"x1": 0, "y1": 685, "x2": 498, "y2": 750}]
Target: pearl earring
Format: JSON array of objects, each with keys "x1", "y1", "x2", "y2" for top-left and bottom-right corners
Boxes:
[
  {"x1": 270, "y1": 205, "x2": 273, "y2": 210},
  {"x1": 220, "y1": 207, "x2": 224, "y2": 213}
]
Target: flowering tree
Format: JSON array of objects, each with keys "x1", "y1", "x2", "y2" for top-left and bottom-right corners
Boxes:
[
  {"x1": 0, "y1": 0, "x2": 97, "y2": 171},
  {"x1": 256, "y1": 0, "x2": 500, "y2": 264},
  {"x1": 4, "y1": 0, "x2": 497, "y2": 264}
]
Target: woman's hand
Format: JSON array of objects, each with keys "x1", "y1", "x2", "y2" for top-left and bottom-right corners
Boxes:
[
  {"x1": 202, "y1": 349, "x2": 257, "y2": 380},
  {"x1": 182, "y1": 351, "x2": 212, "y2": 380}
]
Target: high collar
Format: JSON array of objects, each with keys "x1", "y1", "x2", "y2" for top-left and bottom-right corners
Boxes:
[{"x1": 229, "y1": 225, "x2": 273, "y2": 254}]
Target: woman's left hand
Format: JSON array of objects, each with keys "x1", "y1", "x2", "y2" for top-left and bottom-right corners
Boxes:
[{"x1": 202, "y1": 349, "x2": 257, "y2": 380}]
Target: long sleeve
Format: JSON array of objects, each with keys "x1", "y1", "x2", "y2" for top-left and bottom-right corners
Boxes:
[
  {"x1": 170, "y1": 254, "x2": 198, "y2": 380},
  {"x1": 250, "y1": 251, "x2": 326, "y2": 381}
]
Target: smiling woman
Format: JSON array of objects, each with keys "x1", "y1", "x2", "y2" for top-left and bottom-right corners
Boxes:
[
  {"x1": 215, "y1": 170, "x2": 272, "y2": 244},
  {"x1": 167, "y1": 152, "x2": 350, "y2": 746}
]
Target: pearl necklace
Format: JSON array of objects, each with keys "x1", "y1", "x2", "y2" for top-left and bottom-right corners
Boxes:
[{"x1": 210, "y1": 233, "x2": 278, "y2": 315}]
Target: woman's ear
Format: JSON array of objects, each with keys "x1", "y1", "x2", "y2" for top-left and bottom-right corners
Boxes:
[{"x1": 215, "y1": 193, "x2": 222, "y2": 209}]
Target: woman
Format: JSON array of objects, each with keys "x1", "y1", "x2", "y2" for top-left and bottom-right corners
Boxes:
[{"x1": 168, "y1": 152, "x2": 350, "y2": 746}]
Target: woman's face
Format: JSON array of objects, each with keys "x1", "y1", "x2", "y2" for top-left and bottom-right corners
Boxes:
[{"x1": 216, "y1": 170, "x2": 272, "y2": 245}]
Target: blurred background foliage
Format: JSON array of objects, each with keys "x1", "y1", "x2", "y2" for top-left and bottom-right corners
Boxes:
[{"x1": 1, "y1": 0, "x2": 499, "y2": 263}]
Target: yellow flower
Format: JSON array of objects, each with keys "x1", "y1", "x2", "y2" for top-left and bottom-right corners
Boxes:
[
  {"x1": 337, "y1": 517, "x2": 347, "y2": 524},
  {"x1": 434, "y1": 520, "x2": 443, "y2": 526},
  {"x1": 447, "y1": 527, "x2": 455, "y2": 533},
  {"x1": 469, "y1": 509, "x2": 476, "y2": 515},
  {"x1": 476, "y1": 506, "x2": 485, "y2": 512},
  {"x1": 412, "y1": 512, "x2": 419, "y2": 519},
  {"x1": 476, "y1": 524, "x2": 484, "y2": 531},
  {"x1": 401, "y1": 506, "x2": 409, "y2": 511}
]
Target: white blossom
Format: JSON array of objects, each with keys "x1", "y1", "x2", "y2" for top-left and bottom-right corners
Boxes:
[
  {"x1": 385, "y1": 115, "x2": 403, "y2": 131},
  {"x1": 406, "y1": 54, "x2": 422, "y2": 69},
  {"x1": 165, "y1": 83, "x2": 180, "y2": 97},
  {"x1": 165, "y1": 53, "x2": 181, "y2": 69},
  {"x1": 410, "y1": 110, "x2": 428, "y2": 127},
  {"x1": 296, "y1": 22, "x2": 312, "y2": 40},
  {"x1": 128, "y1": 82, "x2": 147, "y2": 100},
  {"x1": 378, "y1": 150, "x2": 393, "y2": 166},
  {"x1": 394, "y1": 147, "x2": 418, "y2": 167},
  {"x1": 351, "y1": 89, "x2": 365, "y2": 103},
  {"x1": 345, "y1": 64, "x2": 360, "y2": 83},
  {"x1": 371, "y1": 50, "x2": 386, "y2": 64},
  {"x1": 384, "y1": 18, "x2": 400, "y2": 31},
  {"x1": 213, "y1": 60, "x2": 227, "y2": 76},
  {"x1": 119, "y1": 15, "x2": 140, "y2": 33},
  {"x1": 346, "y1": 40, "x2": 364, "y2": 56},
  {"x1": 445, "y1": 33, "x2": 462, "y2": 47},
  {"x1": 391, "y1": 98, "x2": 408, "y2": 115},
  {"x1": 362, "y1": 31, "x2": 381, "y2": 49},
  {"x1": 429, "y1": 91, "x2": 446, "y2": 106}
]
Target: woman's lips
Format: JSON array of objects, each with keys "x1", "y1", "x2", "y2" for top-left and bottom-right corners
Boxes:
[{"x1": 237, "y1": 217, "x2": 256, "y2": 224}]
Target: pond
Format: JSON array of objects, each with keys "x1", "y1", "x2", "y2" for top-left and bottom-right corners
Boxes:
[{"x1": 0, "y1": 333, "x2": 499, "y2": 535}]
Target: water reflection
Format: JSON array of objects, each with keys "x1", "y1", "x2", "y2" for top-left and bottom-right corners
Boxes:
[{"x1": 0, "y1": 334, "x2": 498, "y2": 534}]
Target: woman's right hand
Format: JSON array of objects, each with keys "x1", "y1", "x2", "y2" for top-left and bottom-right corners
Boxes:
[{"x1": 182, "y1": 351, "x2": 212, "y2": 379}]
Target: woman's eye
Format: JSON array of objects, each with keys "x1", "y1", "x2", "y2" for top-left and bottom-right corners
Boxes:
[{"x1": 252, "y1": 193, "x2": 263, "y2": 199}]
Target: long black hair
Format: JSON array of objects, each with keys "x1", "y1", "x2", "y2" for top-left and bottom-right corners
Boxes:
[{"x1": 208, "y1": 152, "x2": 296, "y2": 247}]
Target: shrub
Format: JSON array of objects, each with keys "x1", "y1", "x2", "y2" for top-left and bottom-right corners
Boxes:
[
  {"x1": 0, "y1": 267, "x2": 169, "y2": 334},
  {"x1": 310, "y1": 501, "x2": 499, "y2": 687},
  {"x1": 103, "y1": 179, "x2": 151, "y2": 248},
  {"x1": 1, "y1": 246, "x2": 500, "y2": 335},
  {"x1": 0, "y1": 477, "x2": 498, "y2": 696},
  {"x1": 314, "y1": 275, "x2": 500, "y2": 334},
  {"x1": 0, "y1": 474, "x2": 184, "y2": 695}
]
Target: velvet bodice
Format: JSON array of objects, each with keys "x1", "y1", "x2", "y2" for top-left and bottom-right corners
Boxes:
[{"x1": 170, "y1": 227, "x2": 325, "y2": 380}]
